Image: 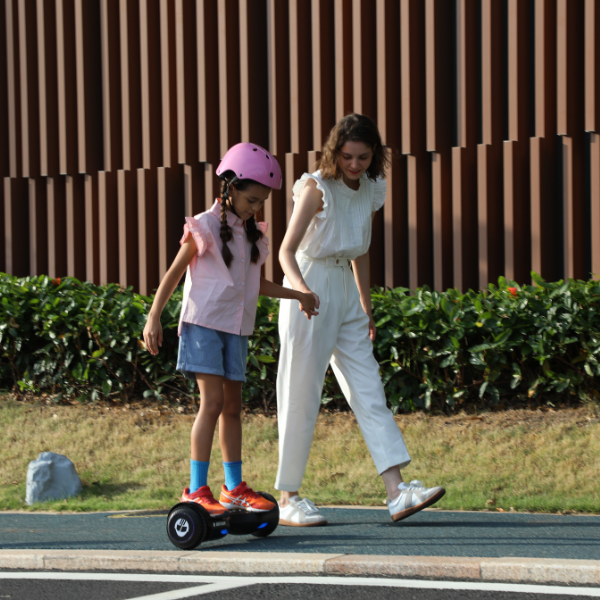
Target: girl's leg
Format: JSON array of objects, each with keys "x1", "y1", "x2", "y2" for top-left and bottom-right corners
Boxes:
[
  {"x1": 217, "y1": 378, "x2": 276, "y2": 511},
  {"x1": 191, "y1": 373, "x2": 225, "y2": 461},
  {"x1": 219, "y1": 378, "x2": 242, "y2": 462}
]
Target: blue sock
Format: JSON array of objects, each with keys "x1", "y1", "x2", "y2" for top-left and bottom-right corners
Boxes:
[
  {"x1": 223, "y1": 461, "x2": 243, "y2": 491},
  {"x1": 190, "y1": 460, "x2": 210, "y2": 494}
]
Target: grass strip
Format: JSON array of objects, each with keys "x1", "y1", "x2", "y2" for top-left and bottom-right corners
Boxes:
[{"x1": 1, "y1": 398, "x2": 599, "y2": 513}]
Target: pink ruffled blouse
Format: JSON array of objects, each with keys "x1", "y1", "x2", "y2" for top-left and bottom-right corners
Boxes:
[{"x1": 179, "y1": 200, "x2": 269, "y2": 336}]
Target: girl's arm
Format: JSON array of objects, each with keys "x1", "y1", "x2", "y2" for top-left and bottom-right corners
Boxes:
[
  {"x1": 278, "y1": 178, "x2": 323, "y2": 315},
  {"x1": 351, "y1": 213, "x2": 377, "y2": 341},
  {"x1": 259, "y1": 277, "x2": 318, "y2": 317},
  {"x1": 143, "y1": 238, "x2": 197, "y2": 355}
]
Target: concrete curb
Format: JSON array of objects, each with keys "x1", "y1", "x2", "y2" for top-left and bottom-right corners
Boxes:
[{"x1": 1, "y1": 550, "x2": 599, "y2": 585}]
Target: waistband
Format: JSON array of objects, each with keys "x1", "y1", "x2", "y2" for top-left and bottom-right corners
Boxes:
[{"x1": 298, "y1": 254, "x2": 351, "y2": 268}]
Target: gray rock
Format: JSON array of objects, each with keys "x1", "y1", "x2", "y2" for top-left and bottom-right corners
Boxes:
[{"x1": 26, "y1": 452, "x2": 82, "y2": 505}]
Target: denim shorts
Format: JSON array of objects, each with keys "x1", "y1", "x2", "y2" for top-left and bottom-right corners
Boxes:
[{"x1": 177, "y1": 322, "x2": 248, "y2": 382}]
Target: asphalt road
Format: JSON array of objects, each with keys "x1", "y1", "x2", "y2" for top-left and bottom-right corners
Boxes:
[
  {"x1": 1, "y1": 573, "x2": 600, "y2": 600},
  {"x1": 1, "y1": 508, "x2": 599, "y2": 560}
]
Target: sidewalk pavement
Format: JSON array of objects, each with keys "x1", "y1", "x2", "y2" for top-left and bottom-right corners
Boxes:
[{"x1": 1, "y1": 507, "x2": 599, "y2": 586}]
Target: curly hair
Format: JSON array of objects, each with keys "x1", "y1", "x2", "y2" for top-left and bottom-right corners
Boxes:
[
  {"x1": 219, "y1": 171, "x2": 264, "y2": 268},
  {"x1": 317, "y1": 113, "x2": 390, "y2": 181}
]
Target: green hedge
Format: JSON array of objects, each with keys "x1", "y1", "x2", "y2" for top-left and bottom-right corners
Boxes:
[{"x1": 1, "y1": 272, "x2": 599, "y2": 411}]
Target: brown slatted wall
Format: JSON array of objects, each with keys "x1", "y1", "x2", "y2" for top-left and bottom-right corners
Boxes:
[{"x1": 2, "y1": 0, "x2": 600, "y2": 293}]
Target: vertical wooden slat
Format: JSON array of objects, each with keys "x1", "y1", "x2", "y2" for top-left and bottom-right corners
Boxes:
[
  {"x1": 36, "y1": 0, "x2": 60, "y2": 177},
  {"x1": 591, "y1": 132, "x2": 600, "y2": 277},
  {"x1": 377, "y1": 0, "x2": 404, "y2": 290},
  {"x1": 56, "y1": 0, "x2": 78, "y2": 175},
  {"x1": 18, "y1": 0, "x2": 41, "y2": 178},
  {"x1": 117, "y1": 169, "x2": 138, "y2": 289},
  {"x1": 239, "y1": 0, "x2": 268, "y2": 149},
  {"x1": 28, "y1": 177, "x2": 48, "y2": 276},
  {"x1": 289, "y1": 0, "x2": 313, "y2": 155},
  {"x1": 452, "y1": 0, "x2": 478, "y2": 291},
  {"x1": 160, "y1": 0, "x2": 177, "y2": 168},
  {"x1": 47, "y1": 175, "x2": 67, "y2": 278},
  {"x1": 217, "y1": 0, "x2": 241, "y2": 157},
  {"x1": 352, "y1": 0, "x2": 376, "y2": 120},
  {"x1": 285, "y1": 153, "x2": 305, "y2": 225},
  {"x1": 426, "y1": 0, "x2": 453, "y2": 291},
  {"x1": 530, "y1": 0, "x2": 559, "y2": 282},
  {"x1": 286, "y1": 0, "x2": 312, "y2": 232},
  {"x1": 585, "y1": 0, "x2": 600, "y2": 133},
  {"x1": 402, "y1": 0, "x2": 431, "y2": 290},
  {"x1": 140, "y1": 0, "x2": 162, "y2": 170},
  {"x1": 176, "y1": 0, "x2": 199, "y2": 166},
  {"x1": 65, "y1": 173, "x2": 86, "y2": 279},
  {"x1": 197, "y1": 0, "x2": 220, "y2": 199},
  {"x1": 503, "y1": 0, "x2": 531, "y2": 284},
  {"x1": 183, "y1": 163, "x2": 206, "y2": 217},
  {"x1": 119, "y1": 0, "x2": 142, "y2": 171},
  {"x1": 265, "y1": 0, "x2": 290, "y2": 283},
  {"x1": 138, "y1": 168, "x2": 159, "y2": 296},
  {"x1": 4, "y1": 177, "x2": 30, "y2": 276},
  {"x1": 557, "y1": 0, "x2": 586, "y2": 280},
  {"x1": 75, "y1": 0, "x2": 103, "y2": 174},
  {"x1": 100, "y1": 0, "x2": 122, "y2": 173},
  {"x1": 84, "y1": 172, "x2": 99, "y2": 283},
  {"x1": 6, "y1": 0, "x2": 23, "y2": 178},
  {"x1": 0, "y1": 3, "x2": 10, "y2": 179},
  {"x1": 478, "y1": 0, "x2": 505, "y2": 288},
  {"x1": 311, "y1": 0, "x2": 335, "y2": 152},
  {"x1": 0, "y1": 179, "x2": 4, "y2": 271},
  {"x1": 98, "y1": 170, "x2": 119, "y2": 285},
  {"x1": 157, "y1": 165, "x2": 185, "y2": 280},
  {"x1": 334, "y1": 0, "x2": 353, "y2": 121}
]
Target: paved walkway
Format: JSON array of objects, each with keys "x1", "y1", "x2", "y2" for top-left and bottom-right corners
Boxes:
[{"x1": 1, "y1": 508, "x2": 599, "y2": 560}]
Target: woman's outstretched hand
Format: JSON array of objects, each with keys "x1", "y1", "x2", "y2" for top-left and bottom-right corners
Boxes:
[
  {"x1": 299, "y1": 291, "x2": 320, "y2": 319},
  {"x1": 143, "y1": 315, "x2": 163, "y2": 355}
]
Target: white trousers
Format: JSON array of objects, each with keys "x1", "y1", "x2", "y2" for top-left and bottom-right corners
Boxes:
[{"x1": 274, "y1": 256, "x2": 411, "y2": 492}]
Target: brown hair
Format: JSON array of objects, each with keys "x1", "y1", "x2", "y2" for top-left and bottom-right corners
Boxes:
[
  {"x1": 317, "y1": 113, "x2": 390, "y2": 181},
  {"x1": 219, "y1": 172, "x2": 264, "y2": 268}
]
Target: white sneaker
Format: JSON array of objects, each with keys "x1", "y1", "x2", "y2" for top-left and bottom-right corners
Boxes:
[
  {"x1": 278, "y1": 496, "x2": 328, "y2": 527},
  {"x1": 387, "y1": 480, "x2": 445, "y2": 522}
]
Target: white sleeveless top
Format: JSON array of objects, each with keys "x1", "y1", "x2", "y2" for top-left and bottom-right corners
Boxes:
[{"x1": 291, "y1": 170, "x2": 386, "y2": 261}]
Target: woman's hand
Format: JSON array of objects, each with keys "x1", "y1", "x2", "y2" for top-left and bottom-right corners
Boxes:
[
  {"x1": 368, "y1": 313, "x2": 377, "y2": 342},
  {"x1": 143, "y1": 314, "x2": 163, "y2": 355},
  {"x1": 298, "y1": 291, "x2": 320, "y2": 319}
]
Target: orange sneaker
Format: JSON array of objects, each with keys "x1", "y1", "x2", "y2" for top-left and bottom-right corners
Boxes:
[
  {"x1": 181, "y1": 486, "x2": 230, "y2": 517},
  {"x1": 219, "y1": 482, "x2": 276, "y2": 513}
]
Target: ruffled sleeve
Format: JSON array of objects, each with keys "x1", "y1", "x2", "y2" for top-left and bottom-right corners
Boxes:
[
  {"x1": 292, "y1": 172, "x2": 330, "y2": 220},
  {"x1": 257, "y1": 221, "x2": 270, "y2": 266},
  {"x1": 180, "y1": 216, "x2": 213, "y2": 257},
  {"x1": 371, "y1": 177, "x2": 387, "y2": 212}
]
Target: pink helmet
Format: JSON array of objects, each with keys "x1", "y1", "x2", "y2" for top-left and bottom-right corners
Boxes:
[{"x1": 216, "y1": 143, "x2": 282, "y2": 190}]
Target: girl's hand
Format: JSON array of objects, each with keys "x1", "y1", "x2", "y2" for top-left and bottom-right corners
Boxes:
[
  {"x1": 299, "y1": 291, "x2": 320, "y2": 319},
  {"x1": 143, "y1": 315, "x2": 163, "y2": 355},
  {"x1": 368, "y1": 314, "x2": 377, "y2": 341}
]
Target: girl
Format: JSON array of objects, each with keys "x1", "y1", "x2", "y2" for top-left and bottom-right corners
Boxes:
[
  {"x1": 143, "y1": 143, "x2": 317, "y2": 516},
  {"x1": 275, "y1": 114, "x2": 445, "y2": 526}
]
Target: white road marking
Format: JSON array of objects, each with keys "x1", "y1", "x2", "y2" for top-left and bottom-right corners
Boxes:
[
  {"x1": 124, "y1": 581, "x2": 253, "y2": 600},
  {"x1": 0, "y1": 572, "x2": 599, "y2": 596}
]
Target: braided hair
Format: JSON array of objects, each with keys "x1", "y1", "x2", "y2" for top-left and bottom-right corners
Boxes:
[{"x1": 219, "y1": 172, "x2": 265, "y2": 268}]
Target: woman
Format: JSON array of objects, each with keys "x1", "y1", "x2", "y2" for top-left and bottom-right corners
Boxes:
[{"x1": 275, "y1": 114, "x2": 445, "y2": 526}]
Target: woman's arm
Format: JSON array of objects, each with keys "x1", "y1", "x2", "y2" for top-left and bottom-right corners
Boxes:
[
  {"x1": 143, "y1": 238, "x2": 197, "y2": 354},
  {"x1": 351, "y1": 213, "x2": 377, "y2": 341},
  {"x1": 279, "y1": 178, "x2": 323, "y2": 294},
  {"x1": 259, "y1": 277, "x2": 318, "y2": 316}
]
